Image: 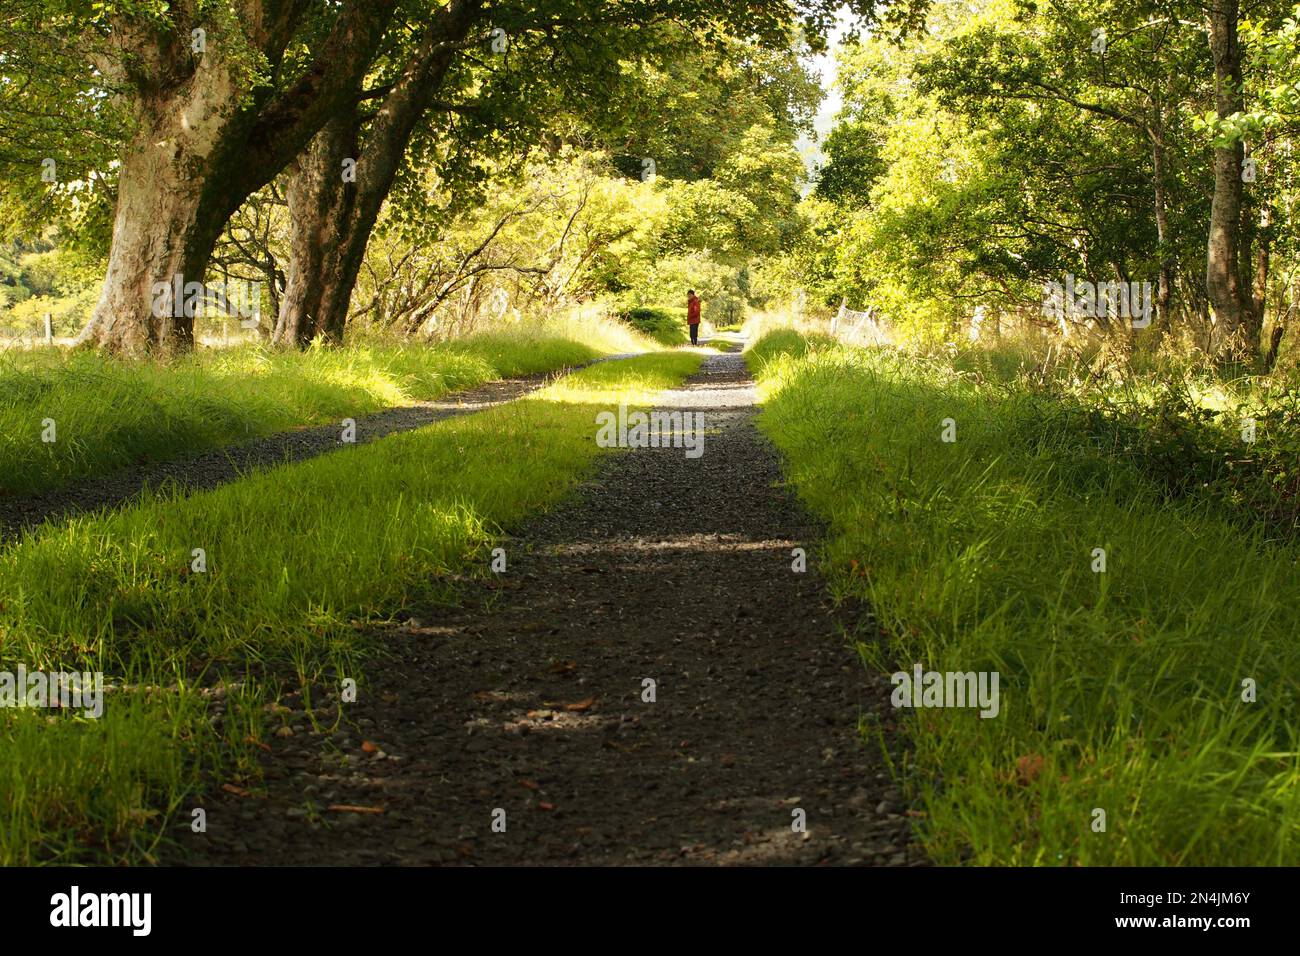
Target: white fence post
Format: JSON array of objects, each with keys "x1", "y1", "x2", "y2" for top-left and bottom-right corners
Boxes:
[{"x1": 831, "y1": 297, "x2": 846, "y2": 336}]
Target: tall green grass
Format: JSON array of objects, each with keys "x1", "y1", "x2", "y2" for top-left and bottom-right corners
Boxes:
[
  {"x1": 0, "y1": 323, "x2": 651, "y2": 496},
  {"x1": 749, "y1": 329, "x2": 1300, "y2": 865},
  {"x1": 0, "y1": 350, "x2": 700, "y2": 864}
]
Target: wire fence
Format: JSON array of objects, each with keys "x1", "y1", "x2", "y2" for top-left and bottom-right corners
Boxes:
[{"x1": 829, "y1": 298, "x2": 894, "y2": 346}]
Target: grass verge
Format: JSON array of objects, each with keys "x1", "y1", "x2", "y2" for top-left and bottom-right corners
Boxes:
[
  {"x1": 0, "y1": 349, "x2": 700, "y2": 864},
  {"x1": 748, "y1": 328, "x2": 1300, "y2": 865},
  {"x1": 0, "y1": 320, "x2": 651, "y2": 496}
]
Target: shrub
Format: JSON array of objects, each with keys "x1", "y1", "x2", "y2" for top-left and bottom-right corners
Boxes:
[{"x1": 620, "y1": 306, "x2": 689, "y2": 345}]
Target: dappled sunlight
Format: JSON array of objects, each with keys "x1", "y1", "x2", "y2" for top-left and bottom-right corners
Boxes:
[
  {"x1": 15, "y1": 0, "x2": 1300, "y2": 874},
  {"x1": 532, "y1": 352, "x2": 702, "y2": 406},
  {"x1": 496, "y1": 708, "x2": 612, "y2": 735},
  {"x1": 0, "y1": 353, "x2": 701, "y2": 670},
  {"x1": 0, "y1": 334, "x2": 615, "y2": 497},
  {"x1": 0, "y1": 349, "x2": 705, "y2": 864},
  {"x1": 551, "y1": 533, "x2": 800, "y2": 557}
]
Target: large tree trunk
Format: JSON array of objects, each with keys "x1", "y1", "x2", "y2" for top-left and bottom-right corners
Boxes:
[
  {"x1": 275, "y1": 117, "x2": 359, "y2": 345},
  {"x1": 76, "y1": 56, "x2": 246, "y2": 354},
  {"x1": 80, "y1": 142, "x2": 206, "y2": 354},
  {"x1": 1205, "y1": 0, "x2": 1255, "y2": 360},
  {"x1": 274, "y1": 0, "x2": 484, "y2": 347},
  {"x1": 75, "y1": 3, "x2": 398, "y2": 355}
]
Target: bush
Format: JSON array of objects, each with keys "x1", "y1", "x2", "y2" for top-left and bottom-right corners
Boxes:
[
  {"x1": 620, "y1": 306, "x2": 689, "y2": 345},
  {"x1": 1, "y1": 287, "x2": 98, "y2": 337}
]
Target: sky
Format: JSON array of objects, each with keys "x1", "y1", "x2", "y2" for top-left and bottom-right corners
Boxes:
[{"x1": 796, "y1": 6, "x2": 858, "y2": 184}]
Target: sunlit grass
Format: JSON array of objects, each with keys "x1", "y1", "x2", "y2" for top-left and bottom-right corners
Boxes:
[
  {"x1": 0, "y1": 350, "x2": 700, "y2": 864},
  {"x1": 749, "y1": 330, "x2": 1300, "y2": 866},
  {"x1": 0, "y1": 321, "x2": 654, "y2": 496}
]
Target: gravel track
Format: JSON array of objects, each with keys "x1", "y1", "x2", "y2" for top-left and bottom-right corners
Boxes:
[{"x1": 181, "y1": 343, "x2": 916, "y2": 866}]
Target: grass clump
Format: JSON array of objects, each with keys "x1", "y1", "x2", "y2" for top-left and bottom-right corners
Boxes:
[{"x1": 620, "y1": 307, "x2": 690, "y2": 346}]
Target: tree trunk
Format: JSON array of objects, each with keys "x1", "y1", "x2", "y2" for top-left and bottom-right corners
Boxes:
[
  {"x1": 1264, "y1": 324, "x2": 1285, "y2": 373},
  {"x1": 274, "y1": 0, "x2": 484, "y2": 347},
  {"x1": 75, "y1": 3, "x2": 398, "y2": 354},
  {"x1": 1149, "y1": 112, "x2": 1174, "y2": 338},
  {"x1": 1248, "y1": 207, "x2": 1270, "y2": 353},
  {"x1": 75, "y1": 56, "x2": 246, "y2": 354},
  {"x1": 1205, "y1": 0, "x2": 1255, "y2": 360},
  {"x1": 274, "y1": 117, "x2": 359, "y2": 346}
]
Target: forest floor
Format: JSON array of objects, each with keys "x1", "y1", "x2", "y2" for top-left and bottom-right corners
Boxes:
[{"x1": 179, "y1": 339, "x2": 916, "y2": 865}]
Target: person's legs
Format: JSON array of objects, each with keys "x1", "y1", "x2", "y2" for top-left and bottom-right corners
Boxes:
[{"x1": 690, "y1": 324, "x2": 698, "y2": 345}]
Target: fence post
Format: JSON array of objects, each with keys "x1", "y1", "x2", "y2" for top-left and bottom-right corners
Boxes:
[
  {"x1": 43, "y1": 313, "x2": 53, "y2": 345},
  {"x1": 831, "y1": 297, "x2": 846, "y2": 336}
]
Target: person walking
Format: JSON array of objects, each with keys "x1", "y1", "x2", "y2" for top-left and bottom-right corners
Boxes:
[{"x1": 686, "y1": 289, "x2": 701, "y2": 346}]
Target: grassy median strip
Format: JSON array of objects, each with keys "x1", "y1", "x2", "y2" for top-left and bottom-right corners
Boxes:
[
  {"x1": 749, "y1": 329, "x2": 1300, "y2": 866},
  {"x1": 0, "y1": 350, "x2": 700, "y2": 864},
  {"x1": 0, "y1": 321, "x2": 649, "y2": 496}
]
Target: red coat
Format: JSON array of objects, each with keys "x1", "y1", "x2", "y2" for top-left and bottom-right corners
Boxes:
[{"x1": 687, "y1": 297, "x2": 701, "y2": 324}]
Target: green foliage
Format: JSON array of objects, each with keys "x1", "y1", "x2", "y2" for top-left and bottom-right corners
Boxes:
[
  {"x1": 363, "y1": 28, "x2": 816, "y2": 332},
  {"x1": 599, "y1": 30, "x2": 823, "y2": 182},
  {"x1": 0, "y1": 238, "x2": 103, "y2": 335},
  {"x1": 359, "y1": 150, "x2": 668, "y2": 335},
  {"x1": 801, "y1": 0, "x2": 1299, "y2": 351},
  {"x1": 0, "y1": 2, "x2": 126, "y2": 247},
  {"x1": 621, "y1": 306, "x2": 689, "y2": 345}
]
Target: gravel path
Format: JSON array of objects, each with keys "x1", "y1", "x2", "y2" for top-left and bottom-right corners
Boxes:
[
  {"x1": 0, "y1": 353, "x2": 638, "y2": 540},
  {"x1": 181, "y1": 345, "x2": 915, "y2": 866}
]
